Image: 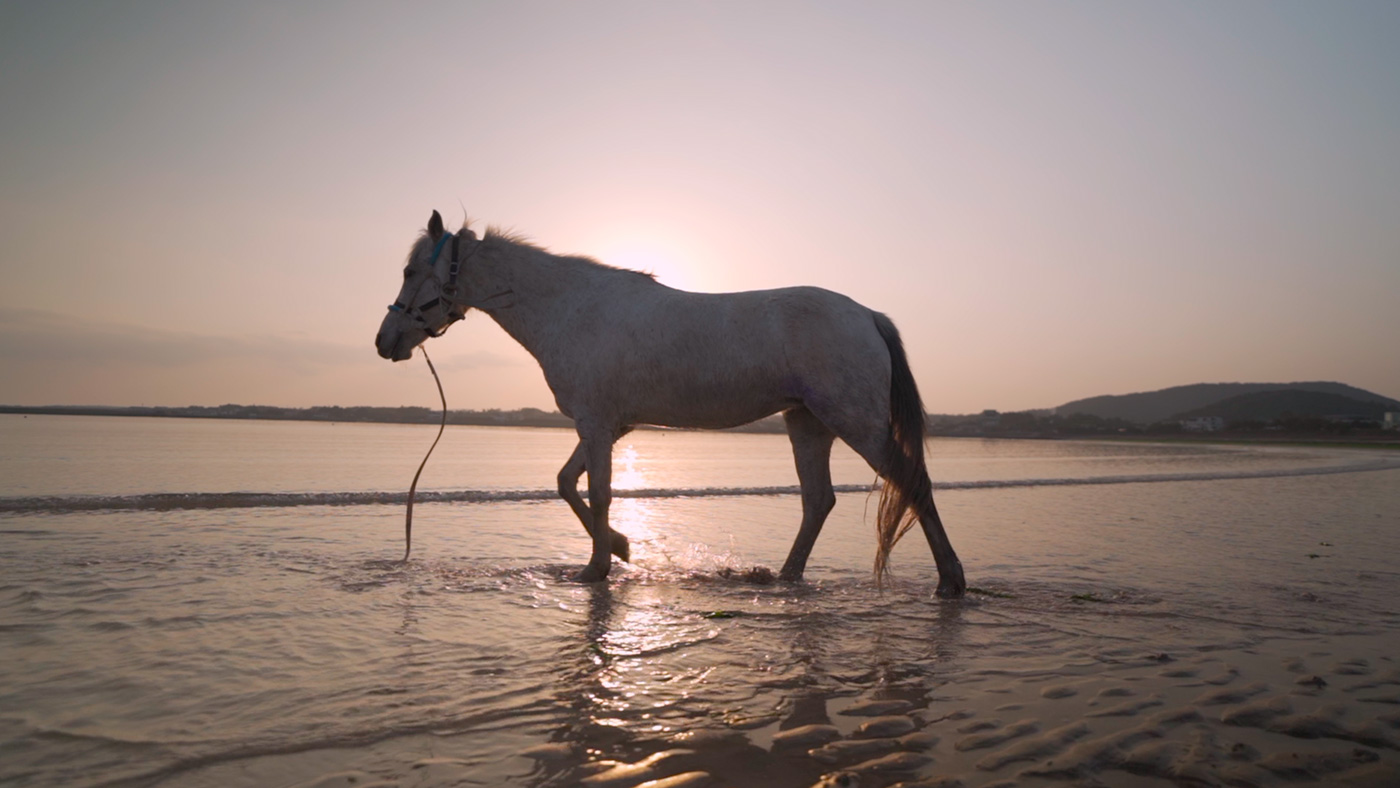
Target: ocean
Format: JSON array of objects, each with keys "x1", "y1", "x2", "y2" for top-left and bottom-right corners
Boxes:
[{"x1": 2, "y1": 414, "x2": 1398, "y2": 788}]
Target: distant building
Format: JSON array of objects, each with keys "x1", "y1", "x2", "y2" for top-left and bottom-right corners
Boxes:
[
  {"x1": 1180, "y1": 416, "x2": 1225, "y2": 432},
  {"x1": 1325, "y1": 414, "x2": 1379, "y2": 427},
  {"x1": 1385, "y1": 412, "x2": 1400, "y2": 431}
]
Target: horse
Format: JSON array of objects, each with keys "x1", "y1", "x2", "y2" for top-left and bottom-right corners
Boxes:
[{"x1": 375, "y1": 211, "x2": 966, "y2": 597}]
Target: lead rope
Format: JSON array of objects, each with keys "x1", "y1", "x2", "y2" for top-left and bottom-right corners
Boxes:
[{"x1": 403, "y1": 346, "x2": 448, "y2": 562}]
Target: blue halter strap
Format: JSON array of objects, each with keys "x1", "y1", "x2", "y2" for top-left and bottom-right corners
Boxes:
[
  {"x1": 427, "y1": 232, "x2": 453, "y2": 265},
  {"x1": 387, "y1": 233, "x2": 455, "y2": 315}
]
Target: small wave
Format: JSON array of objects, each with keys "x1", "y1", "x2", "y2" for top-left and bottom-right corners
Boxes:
[{"x1": 2, "y1": 459, "x2": 1396, "y2": 514}]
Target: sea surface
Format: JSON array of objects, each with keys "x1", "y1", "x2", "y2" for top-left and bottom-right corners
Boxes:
[{"x1": 2, "y1": 414, "x2": 1399, "y2": 788}]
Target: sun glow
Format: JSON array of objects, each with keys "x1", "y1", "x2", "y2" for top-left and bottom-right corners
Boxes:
[{"x1": 592, "y1": 235, "x2": 701, "y2": 292}]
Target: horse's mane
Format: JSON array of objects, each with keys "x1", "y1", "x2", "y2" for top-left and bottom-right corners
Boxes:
[
  {"x1": 407, "y1": 223, "x2": 658, "y2": 283},
  {"x1": 483, "y1": 226, "x2": 657, "y2": 283}
]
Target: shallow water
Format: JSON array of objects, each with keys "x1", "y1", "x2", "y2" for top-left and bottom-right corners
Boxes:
[{"x1": 2, "y1": 415, "x2": 1399, "y2": 787}]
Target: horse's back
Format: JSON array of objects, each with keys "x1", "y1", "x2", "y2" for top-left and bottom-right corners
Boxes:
[
  {"x1": 540, "y1": 279, "x2": 894, "y2": 431},
  {"x1": 651, "y1": 284, "x2": 887, "y2": 379}
]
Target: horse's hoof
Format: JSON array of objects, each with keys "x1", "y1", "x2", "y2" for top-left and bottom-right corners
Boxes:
[
  {"x1": 610, "y1": 532, "x2": 631, "y2": 563},
  {"x1": 934, "y1": 560, "x2": 966, "y2": 598},
  {"x1": 778, "y1": 569, "x2": 804, "y2": 583},
  {"x1": 936, "y1": 572, "x2": 966, "y2": 598},
  {"x1": 575, "y1": 564, "x2": 608, "y2": 583}
]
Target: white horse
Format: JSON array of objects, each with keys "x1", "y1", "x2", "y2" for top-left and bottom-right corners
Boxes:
[{"x1": 376, "y1": 211, "x2": 965, "y2": 596}]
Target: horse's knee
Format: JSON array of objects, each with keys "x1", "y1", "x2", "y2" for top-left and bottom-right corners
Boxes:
[
  {"x1": 557, "y1": 466, "x2": 581, "y2": 502},
  {"x1": 800, "y1": 484, "x2": 835, "y2": 522}
]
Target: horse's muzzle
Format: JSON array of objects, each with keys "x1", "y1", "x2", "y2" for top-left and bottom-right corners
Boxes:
[{"x1": 375, "y1": 329, "x2": 412, "y2": 361}]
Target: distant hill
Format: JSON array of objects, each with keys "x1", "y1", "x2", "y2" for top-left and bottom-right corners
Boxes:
[
  {"x1": 1055, "y1": 382, "x2": 1400, "y2": 425},
  {"x1": 1173, "y1": 390, "x2": 1395, "y2": 422}
]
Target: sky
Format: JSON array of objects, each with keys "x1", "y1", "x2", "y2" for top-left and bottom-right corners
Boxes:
[{"x1": 2, "y1": 1, "x2": 1397, "y2": 415}]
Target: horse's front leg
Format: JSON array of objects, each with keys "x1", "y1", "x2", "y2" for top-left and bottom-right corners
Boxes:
[
  {"x1": 574, "y1": 434, "x2": 615, "y2": 583},
  {"x1": 557, "y1": 441, "x2": 630, "y2": 562},
  {"x1": 780, "y1": 407, "x2": 837, "y2": 581}
]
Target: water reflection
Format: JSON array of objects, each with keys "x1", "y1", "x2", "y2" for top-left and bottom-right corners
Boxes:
[
  {"x1": 609, "y1": 497, "x2": 663, "y2": 552},
  {"x1": 530, "y1": 572, "x2": 970, "y2": 786}
]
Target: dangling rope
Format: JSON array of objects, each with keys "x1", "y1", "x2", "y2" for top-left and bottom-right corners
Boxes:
[{"x1": 403, "y1": 346, "x2": 447, "y2": 562}]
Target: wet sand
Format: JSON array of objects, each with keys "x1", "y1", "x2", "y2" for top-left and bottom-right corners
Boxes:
[{"x1": 164, "y1": 600, "x2": 1399, "y2": 788}]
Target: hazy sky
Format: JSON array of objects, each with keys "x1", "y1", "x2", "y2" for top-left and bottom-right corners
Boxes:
[{"x1": 2, "y1": 1, "x2": 1397, "y2": 414}]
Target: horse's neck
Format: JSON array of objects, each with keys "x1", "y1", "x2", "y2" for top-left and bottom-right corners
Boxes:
[{"x1": 473, "y1": 240, "x2": 609, "y2": 361}]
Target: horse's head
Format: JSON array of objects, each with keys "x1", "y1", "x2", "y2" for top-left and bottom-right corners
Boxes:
[{"x1": 375, "y1": 210, "x2": 476, "y2": 361}]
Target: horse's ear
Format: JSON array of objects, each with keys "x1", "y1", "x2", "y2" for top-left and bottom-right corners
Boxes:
[{"x1": 428, "y1": 210, "x2": 444, "y2": 241}]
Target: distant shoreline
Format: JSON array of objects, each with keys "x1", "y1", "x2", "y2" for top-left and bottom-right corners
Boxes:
[
  {"x1": 0, "y1": 404, "x2": 786, "y2": 434},
  {"x1": 0, "y1": 403, "x2": 579, "y2": 429},
  {"x1": 4, "y1": 405, "x2": 1397, "y2": 448}
]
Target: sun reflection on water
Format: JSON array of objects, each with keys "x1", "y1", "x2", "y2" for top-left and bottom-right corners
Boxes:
[
  {"x1": 613, "y1": 443, "x2": 646, "y2": 490},
  {"x1": 578, "y1": 581, "x2": 723, "y2": 736}
]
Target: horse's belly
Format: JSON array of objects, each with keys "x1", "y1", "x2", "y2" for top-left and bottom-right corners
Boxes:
[{"x1": 629, "y1": 379, "x2": 795, "y2": 430}]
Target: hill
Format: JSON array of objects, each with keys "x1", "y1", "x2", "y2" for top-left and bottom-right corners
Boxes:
[
  {"x1": 1055, "y1": 382, "x2": 1399, "y2": 425},
  {"x1": 1173, "y1": 390, "x2": 1395, "y2": 422}
]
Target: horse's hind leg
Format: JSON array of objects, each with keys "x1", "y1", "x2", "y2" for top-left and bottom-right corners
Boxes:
[
  {"x1": 914, "y1": 491, "x2": 963, "y2": 597},
  {"x1": 779, "y1": 407, "x2": 837, "y2": 582},
  {"x1": 557, "y1": 442, "x2": 630, "y2": 563},
  {"x1": 823, "y1": 411, "x2": 965, "y2": 596}
]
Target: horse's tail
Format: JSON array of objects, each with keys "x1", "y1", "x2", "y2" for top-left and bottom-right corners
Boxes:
[{"x1": 871, "y1": 311, "x2": 933, "y2": 585}]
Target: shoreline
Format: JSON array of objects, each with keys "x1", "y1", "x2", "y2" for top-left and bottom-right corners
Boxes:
[{"x1": 4, "y1": 407, "x2": 1399, "y2": 448}]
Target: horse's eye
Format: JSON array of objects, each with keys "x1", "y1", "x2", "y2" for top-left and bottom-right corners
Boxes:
[{"x1": 402, "y1": 269, "x2": 411, "y2": 280}]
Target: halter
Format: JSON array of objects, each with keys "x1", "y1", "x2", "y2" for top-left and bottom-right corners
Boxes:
[{"x1": 388, "y1": 232, "x2": 470, "y2": 338}]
